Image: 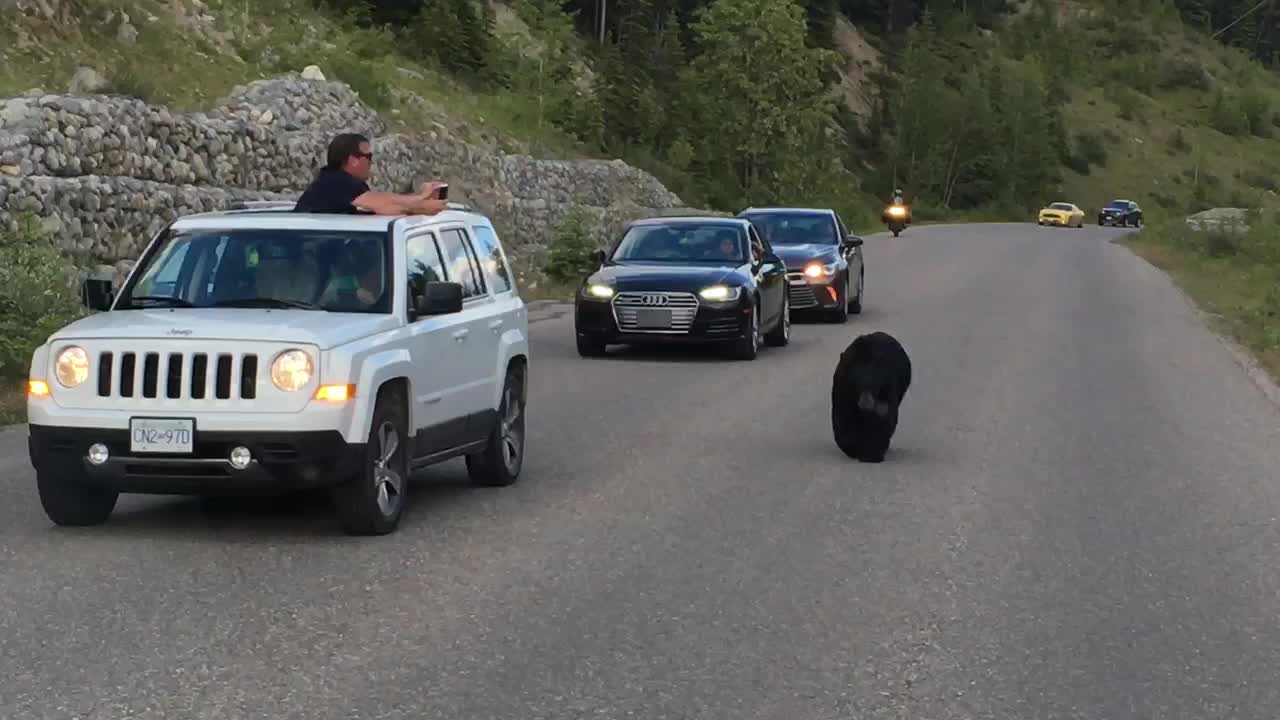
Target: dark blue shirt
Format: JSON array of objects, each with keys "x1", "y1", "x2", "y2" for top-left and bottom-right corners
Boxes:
[{"x1": 294, "y1": 168, "x2": 371, "y2": 214}]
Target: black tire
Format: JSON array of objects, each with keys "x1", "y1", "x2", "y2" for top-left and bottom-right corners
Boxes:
[
  {"x1": 467, "y1": 363, "x2": 526, "y2": 487},
  {"x1": 576, "y1": 333, "x2": 606, "y2": 357},
  {"x1": 763, "y1": 289, "x2": 790, "y2": 347},
  {"x1": 731, "y1": 300, "x2": 760, "y2": 360},
  {"x1": 332, "y1": 383, "x2": 410, "y2": 536},
  {"x1": 37, "y1": 470, "x2": 117, "y2": 526},
  {"x1": 848, "y1": 270, "x2": 864, "y2": 315}
]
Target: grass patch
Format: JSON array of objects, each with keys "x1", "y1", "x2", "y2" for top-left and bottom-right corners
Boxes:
[
  {"x1": 1058, "y1": 25, "x2": 1280, "y2": 219},
  {"x1": 1120, "y1": 219, "x2": 1280, "y2": 382},
  {"x1": 0, "y1": 0, "x2": 590, "y2": 158}
]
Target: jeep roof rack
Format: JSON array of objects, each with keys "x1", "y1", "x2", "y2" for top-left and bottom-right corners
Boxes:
[
  {"x1": 227, "y1": 200, "x2": 298, "y2": 212},
  {"x1": 223, "y1": 199, "x2": 480, "y2": 215}
]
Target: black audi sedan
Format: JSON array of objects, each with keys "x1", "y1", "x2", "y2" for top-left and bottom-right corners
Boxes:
[
  {"x1": 737, "y1": 206, "x2": 864, "y2": 323},
  {"x1": 574, "y1": 216, "x2": 790, "y2": 360}
]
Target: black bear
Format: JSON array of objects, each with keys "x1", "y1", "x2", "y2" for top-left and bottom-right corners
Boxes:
[{"x1": 831, "y1": 331, "x2": 912, "y2": 463}]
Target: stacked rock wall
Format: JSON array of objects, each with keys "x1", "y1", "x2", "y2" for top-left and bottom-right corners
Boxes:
[{"x1": 0, "y1": 73, "x2": 718, "y2": 280}]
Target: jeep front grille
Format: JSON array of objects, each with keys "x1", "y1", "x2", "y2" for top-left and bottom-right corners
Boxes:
[
  {"x1": 611, "y1": 292, "x2": 699, "y2": 334},
  {"x1": 96, "y1": 351, "x2": 259, "y2": 400}
]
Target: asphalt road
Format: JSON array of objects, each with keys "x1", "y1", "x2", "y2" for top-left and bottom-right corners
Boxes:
[{"x1": 2, "y1": 222, "x2": 1279, "y2": 719}]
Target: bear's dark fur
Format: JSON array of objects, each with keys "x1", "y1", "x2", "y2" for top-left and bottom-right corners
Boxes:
[{"x1": 831, "y1": 331, "x2": 912, "y2": 463}]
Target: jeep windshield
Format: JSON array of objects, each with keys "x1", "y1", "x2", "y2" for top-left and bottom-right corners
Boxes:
[
  {"x1": 118, "y1": 227, "x2": 392, "y2": 314},
  {"x1": 739, "y1": 211, "x2": 838, "y2": 245},
  {"x1": 609, "y1": 222, "x2": 748, "y2": 264}
]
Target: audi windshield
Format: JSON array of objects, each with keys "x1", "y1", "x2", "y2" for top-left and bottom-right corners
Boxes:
[{"x1": 609, "y1": 222, "x2": 748, "y2": 264}]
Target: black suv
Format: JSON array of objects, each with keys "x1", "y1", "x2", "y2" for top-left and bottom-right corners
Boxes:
[{"x1": 1098, "y1": 199, "x2": 1143, "y2": 227}]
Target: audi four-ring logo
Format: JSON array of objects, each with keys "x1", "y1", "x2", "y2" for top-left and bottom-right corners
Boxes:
[{"x1": 639, "y1": 294, "x2": 669, "y2": 306}]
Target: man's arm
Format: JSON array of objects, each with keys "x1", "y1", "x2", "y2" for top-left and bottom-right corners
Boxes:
[{"x1": 352, "y1": 190, "x2": 447, "y2": 216}]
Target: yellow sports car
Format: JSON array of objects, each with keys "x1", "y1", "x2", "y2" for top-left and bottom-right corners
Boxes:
[{"x1": 1037, "y1": 202, "x2": 1085, "y2": 228}]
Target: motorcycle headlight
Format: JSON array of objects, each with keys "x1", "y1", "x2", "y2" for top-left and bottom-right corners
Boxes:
[
  {"x1": 586, "y1": 283, "x2": 614, "y2": 299},
  {"x1": 270, "y1": 349, "x2": 314, "y2": 392},
  {"x1": 54, "y1": 346, "x2": 91, "y2": 388},
  {"x1": 803, "y1": 261, "x2": 836, "y2": 279},
  {"x1": 699, "y1": 285, "x2": 741, "y2": 302},
  {"x1": 888, "y1": 206, "x2": 906, "y2": 217}
]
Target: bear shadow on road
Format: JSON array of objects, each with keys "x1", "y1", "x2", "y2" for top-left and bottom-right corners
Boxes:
[{"x1": 69, "y1": 464, "x2": 485, "y2": 540}]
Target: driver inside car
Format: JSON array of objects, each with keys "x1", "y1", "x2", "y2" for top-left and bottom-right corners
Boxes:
[{"x1": 319, "y1": 241, "x2": 384, "y2": 308}]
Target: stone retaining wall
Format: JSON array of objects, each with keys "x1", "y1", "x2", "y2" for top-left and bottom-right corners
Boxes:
[{"x1": 0, "y1": 72, "x2": 714, "y2": 279}]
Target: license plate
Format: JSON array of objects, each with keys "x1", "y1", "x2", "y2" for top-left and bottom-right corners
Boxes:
[
  {"x1": 633, "y1": 308, "x2": 672, "y2": 329},
  {"x1": 130, "y1": 417, "x2": 195, "y2": 453}
]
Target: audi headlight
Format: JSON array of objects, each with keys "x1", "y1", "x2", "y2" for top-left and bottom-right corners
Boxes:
[
  {"x1": 586, "y1": 283, "x2": 614, "y2": 299},
  {"x1": 270, "y1": 349, "x2": 314, "y2": 392},
  {"x1": 699, "y1": 285, "x2": 741, "y2": 302},
  {"x1": 803, "y1": 261, "x2": 836, "y2": 279},
  {"x1": 54, "y1": 346, "x2": 90, "y2": 388}
]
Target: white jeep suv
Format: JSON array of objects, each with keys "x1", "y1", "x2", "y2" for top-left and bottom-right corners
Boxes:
[{"x1": 25, "y1": 201, "x2": 530, "y2": 535}]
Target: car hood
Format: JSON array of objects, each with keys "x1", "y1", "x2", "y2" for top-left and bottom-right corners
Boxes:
[
  {"x1": 1040, "y1": 208, "x2": 1070, "y2": 215},
  {"x1": 771, "y1": 244, "x2": 839, "y2": 270},
  {"x1": 1100, "y1": 207, "x2": 1126, "y2": 214},
  {"x1": 589, "y1": 263, "x2": 746, "y2": 292},
  {"x1": 46, "y1": 308, "x2": 396, "y2": 349}
]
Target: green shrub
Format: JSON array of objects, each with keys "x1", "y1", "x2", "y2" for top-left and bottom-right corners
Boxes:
[
  {"x1": 1210, "y1": 88, "x2": 1251, "y2": 136},
  {"x1": 542, "y1": 204, "x2": 598, "y2": 285},
  {"x1": 1075, "y1": 131, "x2": 1108, "y2": 167},
  {"x1": 1158, "y1": 58, "x2": 1212, "y2": 92},
  {"x1": 0, "y1": 218, "x2": 91, "y2": 382}
]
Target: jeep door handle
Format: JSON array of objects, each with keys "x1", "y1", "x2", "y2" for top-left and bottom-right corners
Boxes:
[
  {"x1": 488, "y1": 319, "x2": 503, "y2": 331},
  {"x1": 452, "y1": 328, "x2": 469, "y2": 342}
]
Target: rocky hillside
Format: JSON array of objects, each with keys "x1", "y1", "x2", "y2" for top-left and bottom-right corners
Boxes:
[{"x1": 0, "y1": 68, "x2": 701, "y2": 286}]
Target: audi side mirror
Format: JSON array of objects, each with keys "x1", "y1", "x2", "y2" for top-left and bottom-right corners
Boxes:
[{"x1": 81, "y1": 277, "x2": 114, "y2": 311}]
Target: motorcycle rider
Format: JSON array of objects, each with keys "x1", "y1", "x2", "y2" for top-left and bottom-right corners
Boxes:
[{"x1": 888, "y1": 188, "x2": 910, "y2": 224}]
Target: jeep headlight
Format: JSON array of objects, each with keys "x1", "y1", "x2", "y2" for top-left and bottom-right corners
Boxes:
[
  {"x1": 270, "y1": 349, "x2": 314, "y2": 392},
  {"x1": 699, "y1": 285, "x2": 741, "y2": 302},
  {"x1": 54, "y1": 346, "x2": 90, "y2": 388}
]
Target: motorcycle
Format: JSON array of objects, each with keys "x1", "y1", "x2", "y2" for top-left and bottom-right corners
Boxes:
[{"x1": 882, "y1": 203, "x2": 910, "y2": 237}]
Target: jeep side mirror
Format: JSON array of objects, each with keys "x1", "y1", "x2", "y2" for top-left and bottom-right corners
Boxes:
[
  {"x1": 81, "y1": 277, "x2": 114, "y2": 311},
  {"x1": 414, "y1": 281, "x2": 464, "y2": 317},
  {"x1": 845, "y1": 234, "x2": 864, "y2": 248},
  {"x1": 590, "y1": 248, "x2": 606, "y2": 266}
]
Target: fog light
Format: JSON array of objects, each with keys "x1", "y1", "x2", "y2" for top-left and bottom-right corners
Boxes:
[
  {"x1": 229, "y1": 446, "x2": 252, "y2": 470},
  {"x1": 87, "y1": 443, "x2": 109, "y2": 466}
]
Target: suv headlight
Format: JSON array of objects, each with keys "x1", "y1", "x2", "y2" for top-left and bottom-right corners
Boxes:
[
  {"x1": 699, "y1": 285, "x2": 741, "y2": 302},
  {"x1": 270, "y1": 349, "x2": 314, "y2": 392},
  {"x1": 585, "y1": 283, "x2": 614, "y2": 299},
  {"x1": 54, "y1": 346, "x2": 90, "y2": 387}
]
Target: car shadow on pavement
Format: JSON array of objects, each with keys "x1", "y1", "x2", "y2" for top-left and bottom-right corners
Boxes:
[{"x1": 82, "y1": 464, "x2": 482, "y2": 539}]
